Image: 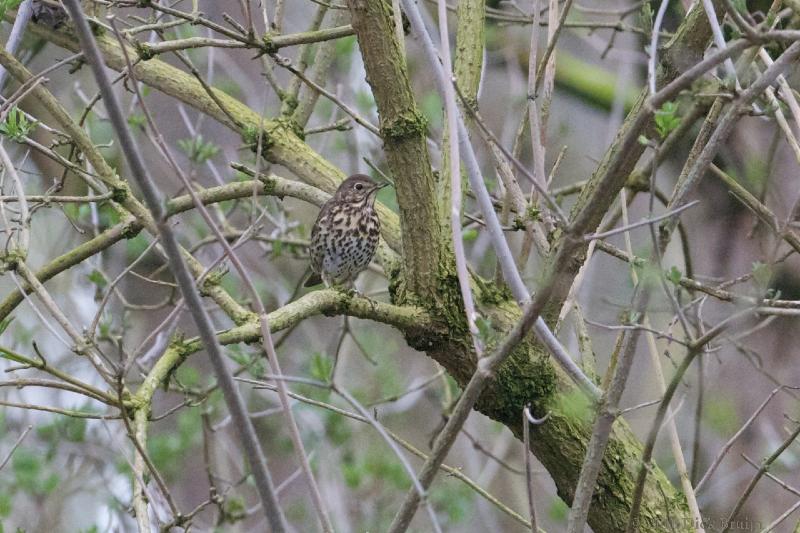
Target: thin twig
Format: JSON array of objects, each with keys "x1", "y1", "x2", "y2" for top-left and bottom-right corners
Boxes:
[
  {"x1": 108, "y1": 17, "x2": 334, "y2": 532},
  {"x1": 0, "y1": 425, "x2": 32, "y2": 471},
  {"x1": 60, "y1": 3, "x2": 288, "y2": 531}
]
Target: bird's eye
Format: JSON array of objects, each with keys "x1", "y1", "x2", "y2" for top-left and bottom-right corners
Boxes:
[{"x1": 355, "y1": 183, "x2": 364, "y2": 191}]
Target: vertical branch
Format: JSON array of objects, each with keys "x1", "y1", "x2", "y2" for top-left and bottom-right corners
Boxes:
[
  {"x1": 346, "y1": 0, "x2": 443, "y2": 297},
  {"x1": 0, "y1": 0, "x2": 33, "y2": 91},
  {"x1": 0, "y1": 143, "x2": 29, "y2": 254},
  {"x1": 619, "y1": 191, "x2": 705, "y2": 532},
  {"x1": 280, "y1": 5, "x2": 328, "y2": 116},
  {"x1": 291, "y1": 9, "x2": 350, "y2": 128},
  {"x1": 438, "y1": 0, "x2": 484, "y2": 229},
  {"x1": 60, "y1": 2, "x2": 289, "y2": 531},
  {"x1": 437, "y1": 0, "x2": 481, "y2": 353},
  {"x1": 522, "y1": 407, "x2": 549, "y2": 533}
]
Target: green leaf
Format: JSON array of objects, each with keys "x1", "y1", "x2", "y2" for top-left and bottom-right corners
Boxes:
[
  {"x1": 87, "y1": 269, "x2": 107, "y2": 289},
  {"x1": 666, "y1": 265, "x2": 682, "y2": 285},
  {"x1": 0, "y1": 107, "x2": 37, "y2": 142},
  {"x1": 462, "y1": 228, "x2": 478, "y2": 242},
  {"x1": 309, "y1": 352, "x2": 333, "y2": 382},
  {"x1": 12, "y1": 449, "x2": 41, "y2": 493},
  {"x1": 41, "y1": 473, "x2": 60, "y2": 495},
  {"x1": 127, "y1": 114, "x2": 146, "y2": 129},
  {"x1": 654, "y1": 101, "x2": 681, "y2": 139},
  {"x1": 0, "y1": 1, "x2": 23, "y2": 24},
  {"x1": 341, "y1": 455, "x2": 363, "y2": 488},
  {"x1": 355, "y1": 90, "x2": 375, "y2": 112},
  {"x1": 548, "y1": 497, "x2": 569, "y2": 522},
  {"x1": 177, "y1": 134, "x2": 220, "y2": 164},
  {"x1": 37, "y1": 417, "x2": 86, "y2": 444},
  {"x1": 175, "y1": 365, "x2": 200, "y2": 388}
]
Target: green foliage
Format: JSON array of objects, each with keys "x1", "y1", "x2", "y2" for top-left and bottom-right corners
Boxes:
[
  {"x1": 0, "y1": 1, "x2": 23, "y2": 24},
  {"x1": 334, "y1": 36, "x2": 357, "y2": 71},
  {"x1": 341, "y1": 453, "x2": 362, "y2": 488},
  {"x1": 376, "y1": 185, "x2": 398, "y2": 212},
  {"x1": 147, "y1": 408, "x2": 202, "y2": 480},
  {"x1": 549, "y1": 496, "x2": 569, "y2": 522},
  {"x1": 87, "y1": 269, "x2": 107, "y2": 289},
  {"x1": 227, "y1": 345, "x2": 265, "y2": 379},
  {"x1": 666, "y1": 265, "x2": 682, "y2": 285},
  {"x1": 0, "y1": 107, "x2": 37, "y2": 142},
  {"x1": 752, "y1": 261, "x2": 772, "y2": 289},
  {"x1": 175, "y1": 365, "x2": 201, "y2": 388},
  {"x1": 37, "y1": 417, "x2": 87, "y2": 446},
  {"x1": 213, "y1": 78, "x2": 242, "y2": 99},
  {"x1": 654, "y1": 102, "x2": 681, "y2": 139},
  {"x1": 364, "y1": 450, "x2": 408, "y2": 490},
  {"x1": 0, "y1": 491, "x2": 11, "y2": 517},
  {"x1": 323, "y1": 411, "x2": 351, "y2": 445},
  {"x1": 11, "y1": 449, "x2": 60, "y2": 496},
  {"x1": 126, "y1": 233, "x2": 149, "y2": 260},
  {"x1": 127, "y1": 113, "x2": 146, "y2": 129},
  {"x1": 430, "y1": 479, "x2": 472, "y2": 525},
  {"x1": 462, "y1": 228, "x2": 478, "y2": 242},
  {"x1": 221, "y1": 495, "x2": 246, "y2": 523},
  {"x1": 309, "y1": 352, "x2": 333, "y2": 382},
  {"x1": 632, "y1": 256, "x2": 662, "y2": 289},
  {"x1": 178, "y1": 134, "x2": 220, "y2": 164}
]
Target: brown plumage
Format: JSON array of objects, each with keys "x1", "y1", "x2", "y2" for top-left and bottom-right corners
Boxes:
[{"x1": 305, "y1": 174, "x2": 386, "y2": 288}]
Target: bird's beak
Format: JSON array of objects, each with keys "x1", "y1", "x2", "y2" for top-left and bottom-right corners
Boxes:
[{"x1": 370, "y1": 182, "x2": 390, "y2": 194}]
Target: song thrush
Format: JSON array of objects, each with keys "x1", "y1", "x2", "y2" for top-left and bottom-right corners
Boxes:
[{"x1": 305, "y1": 174, "x2": 387, "y2": 288}]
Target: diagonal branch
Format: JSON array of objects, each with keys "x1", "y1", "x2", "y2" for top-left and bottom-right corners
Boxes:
[{"x1": 61, "y1": 2, "x2": 288, "y2": 530}]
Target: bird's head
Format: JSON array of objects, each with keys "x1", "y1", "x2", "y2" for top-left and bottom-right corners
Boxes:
[{"x1": 333, "y1": 174, "x2": 388, "y2": 204}]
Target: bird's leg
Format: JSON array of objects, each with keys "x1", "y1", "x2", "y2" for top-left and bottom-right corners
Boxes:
[{"x1": 344, "y1": 278, "x2": 361, "y2": 297}]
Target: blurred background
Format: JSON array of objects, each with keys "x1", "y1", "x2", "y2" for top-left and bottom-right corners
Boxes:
[{"x1": 1, "y1": 0, "x2": 799, "y2": 531}]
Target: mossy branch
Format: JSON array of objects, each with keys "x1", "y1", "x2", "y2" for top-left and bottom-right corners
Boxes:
[
  {"x1": 346, "y1": 0, "x2": 445, "y2": 297},
  {"x1": 18, "y1": 18, "x2": 403, "y2": 252},
  {"x1": 135, "y1": 289, "x2": 435, "y2": 405}
]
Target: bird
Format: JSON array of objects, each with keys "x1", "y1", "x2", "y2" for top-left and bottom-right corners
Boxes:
[{"x1": 304, "y1": 174, "x2": 387, "y2": 289}]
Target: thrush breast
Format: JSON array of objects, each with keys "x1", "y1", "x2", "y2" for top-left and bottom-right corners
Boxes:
[{"x1": 306, "y1": 176, "x2": 382, "y2": 288}]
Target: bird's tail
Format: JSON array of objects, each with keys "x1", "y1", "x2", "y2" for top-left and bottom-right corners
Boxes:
[{"x1": 304, "y1": 272, "x2": 323, "y2": 287}]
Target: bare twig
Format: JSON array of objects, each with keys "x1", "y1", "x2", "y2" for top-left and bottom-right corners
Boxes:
[
  {"x1": 522, "y1": 406, "x2": 550, "y2": 532},
  {"x1": 0, "y1": 425, "x2": 32, "y2": 471},
  {"x1": 108, "y1": 17, "x2": 334, "y2": 531},
  {"x1": 60, "y1": 2, "x2": 288, "y2": 530}
]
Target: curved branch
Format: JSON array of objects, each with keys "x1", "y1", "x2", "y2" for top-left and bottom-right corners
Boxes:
[{"x1": 135, "y1": 289, "x2": 435, "y2": 405}]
